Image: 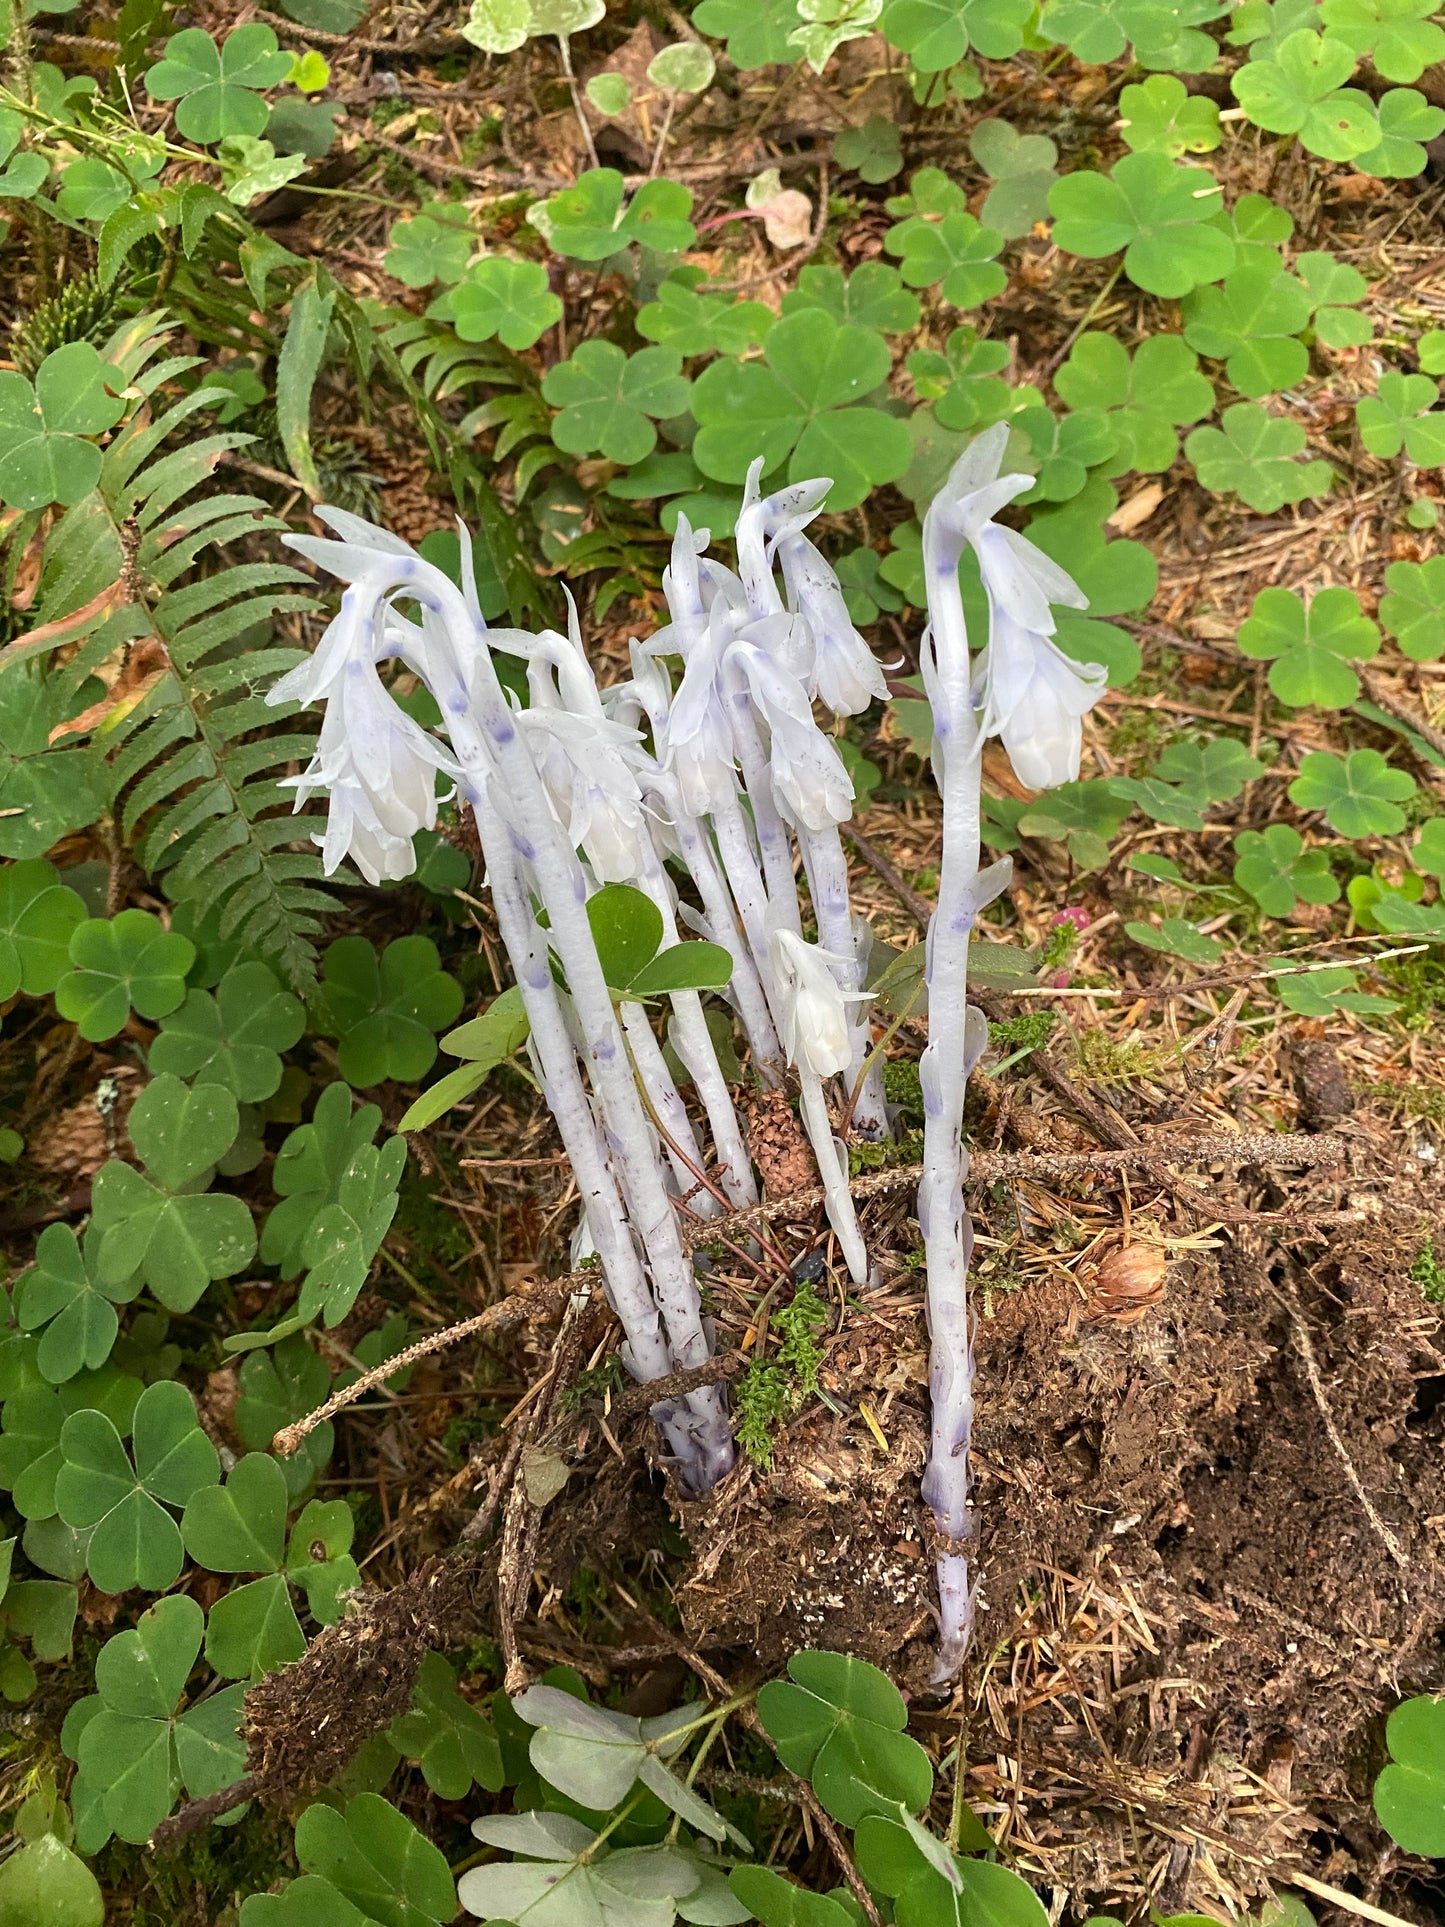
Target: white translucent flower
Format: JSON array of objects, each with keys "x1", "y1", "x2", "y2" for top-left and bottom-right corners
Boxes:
[
  {"x1": 972, "y1": 612, "x2": 1107, "y2": 791},
  {"x1": 286, "y1": 648, "x2": 459, "y2": 885},
  {"x1": 729, "y1": 640, "x2": 853, "y2": 831},
  {"x1": 768, "y1": 927, "x2": 871, "y2": 1079},
  {"x1": 777, "y1": 532, "x2": 888, "y2": 715},
  {"x1": 663, "y1": 596, "x2": 740, "y2": 817}
]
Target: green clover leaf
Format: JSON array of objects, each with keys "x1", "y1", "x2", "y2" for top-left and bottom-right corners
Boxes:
[
  {"x1": 1185, "y1": 401, "x2": 1334, "y2": 511},
  {"x1": 266, "y1": 97, "x2": 342, "y2": 160},
  {"x1": 1237, "y1": 584, "x2": 1379, "y2": 706},
  {"x1": 441, "y1": 257, "x2": 562, "y2": 351},
  {"x1": 789, "y1": 0, "x2": 884, "y2": 71},
  {"x1": 86, "y1": 1075, "x2": 255, "y2": 1311},
  {"x1": 256, "y1": 1083, "x2": 406, "y2": 1332},
  {"x1": 1054, "y1": 331, "x2": 1213, "y2": 474},
  {"x1": 1125, "y1": 916, "x2": 1222, "y2": 963},
  {"x1": 692, "y1": 309, "x2": 911, "y2": 510},
  {"x1": 236, "y1": 1334, "x2": 333, "y2": 1499},
  {"x1": 181, "y1": 1450, "x2": 288, "y2": 1573},
  {"x1": 1295, "y1": 249, "x2": 1371, "y2": 346},
  {"x1": 1231, "y1": 30, "x2": 1379, "y2": 160},
  {"x1": 14, "y1": 1225, "x2": 138, "y2": 1386},
  {"x1": 648, "y1": 40, "x2": 716, "y2": 91},
  {"x1": 311, "y1": 935, "x2": 464, "y2": 1087},
  {"x1": 204, "y1": 1572, "x2": 307, "y2": 1681},
  {"x1": 1233, "y1": 824, "x2": 1340, "y2": 918},
  {"x1": 54, "y1": 910, "x2": 196, "y2": 1044},
  {"x1": 0, "y1": 341, "x2": 127, "y2": 511},
  {"x1": 0, "y1": 859, "x2": 86, "y2": 1000},
  {"x1": 783, "y1": 262, "x2": 921, "y2": 334},
  {"x1": 1155, "y1": 736, "x2": 1264, "y2": 800},
  {"x1": 1039, "y1": 0, "x2": 1166, "y2": 62},
  {"x1": 150, "y1": 961, "x2": 305, "y2": 1103},
  {"x1": 1380, "y1": 554, "x2": 1445, "y2": 659},
  {"x1": 533, "y1": 168, "x2": 696, "y2": 260},
  {"x1": 400, "y1": 984, "x2": 532, "y2": 1132},
  {"x1": 383, "y1": 205, "x2": 474, "y2": 289},
  {"x1": 72, "y1": 1595, "x2": 247, "y2": 1846},
  {"x1": 293, "y1": 1794, "x2": 457, "y2": 1925},
  {"x1": 1048, "y1": 154, "x2": 1233, "y2": 298},
  {"x1": 968, "y1": 118, "x2": 1059, "y2": 238},
  {"x1": 854, "y1": 1816, "x2": 1046, "y2": 1927},
  {"x1": 1374, "y1": 1695, "x2": 1445, "y2": 1855},
  {"x1": 882, "y1": 0, "x2": 1032, "y2": 68},
  {"x1": 1119, "y1": 73, "x2": 1222, "y2": 155},
  {"x1": 835, "y1": 545, "x2": 905, "y2": 624},
  {"x1": 836, "y1": 115, "x2": 905, "y2": 182},
  {"x1": 1320, "y1": 0, "x2": 1445, "y2": 82},
  {"x1": 638, "y1": 268, "x2": 775, "y2": 355},
  {"x1": 586, "y1": 71, "x2": 633, "y2": 115},
  {"x1": 692, "y1": 0, "x2": 804, "y2": 66},
  {"x1": 1276, "y1": 960, "x2": 1395, "y2": 1016},
  {"x1": 1358, "y1": 371, "x2": 1445, "y2": 465},
  {"x1": 883, "y1": 200, "x2": 1006, "y2": 308},
  {"x1": 1288, "y1": 747, "x2": 1416, "y2": 836},
  {"x1": 56, "y1": 153, "x2": 164, "y2": 221},
  {"x1": 1227, "y1": 0, "x2": 1325, "y2": 58},
  {"x1": 0, "y1": 1369, "x2": 144, "y2": 1524},
  {"x1": 1017, "y1": 406, "x2": 1117, "y2": 501},
  {"x1": 910, "y1": 327, "x2": 1012, "y2": 431},
  {"x1": 1181, "y1": 266, "x2": 1313, "y2": 397},
  {"x1": 1210, "y1": 187, "x2": 1295, "y2": 271},
  {"x1": 757, "y1": 1650, "x2": 933, "y2": 1827},
  {"x1": 462, "y1": 0, "x2": 532, "y2": 54},
  {"x1": 285, "y1": 1497, "x2": 360, "y2": 1623},
  {"x1": 1353, "y1": 86, "x2": 1444, "y2": 177},
  {"x1": 144, "y1": 25, "x2": 293, "y2": 145},
  {"x1": 386, "y1": 1651, "x2": 505, "y2": 1799},
  {"x1": 55, "y1": 1381, "x2": 220, "y2": 1595},
  {"x1": 541, "y1": 342, "x2": 691, "y2": 464},
  {"x1": 0, "y1": 667, "x2": 105, "y2": 861}
]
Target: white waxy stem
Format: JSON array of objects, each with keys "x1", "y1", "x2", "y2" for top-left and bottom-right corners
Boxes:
[{"x1": 767, "y1": 927, "x2": 872, "y2": 1285}]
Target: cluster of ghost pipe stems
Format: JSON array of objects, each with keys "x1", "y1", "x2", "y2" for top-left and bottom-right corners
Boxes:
[{"x1": 268, "y1": 425, "x2": 1107, "y2": 1678}]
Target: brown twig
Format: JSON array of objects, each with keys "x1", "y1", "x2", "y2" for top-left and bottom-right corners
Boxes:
[{"x1": 150, "y1": 1776, "x2": 257, "y2": 1850}]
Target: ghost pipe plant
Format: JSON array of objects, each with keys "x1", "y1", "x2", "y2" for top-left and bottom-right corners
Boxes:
[{"x1": 917, "y1": 424, "x2": 1103, "y2": 1679}]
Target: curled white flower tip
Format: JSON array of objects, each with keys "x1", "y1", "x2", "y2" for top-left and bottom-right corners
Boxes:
[
  {"x1": 315, "y1": 505, "x2": 417, "y2": 556},
  {"x1": 731, "y1": 641, "x2": 854, "y2": 831},
  {"x1": 778, "y1": 533, "x2": 888, "y2": 715},
  {"x1": 767, "y1": 926, "x2": 871, "y2": 1080},
  {"x1": 973, "y1": 615, "x2": 1106, "y2": 791}
]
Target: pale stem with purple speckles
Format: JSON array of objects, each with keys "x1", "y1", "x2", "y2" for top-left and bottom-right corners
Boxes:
[
  {"x1": 796, "y1": 823, "x2": 888, "y2": 1137},
  {"x1": 798, "y1": 1072, "x2": 869, "y2": 1286}
]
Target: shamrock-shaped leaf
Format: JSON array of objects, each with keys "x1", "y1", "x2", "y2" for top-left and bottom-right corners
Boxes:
[
  {"x1": 15, "y1": 1224, "x2": 138, "y2": 1386},
  {"x1": 648, "y1": 41, "x2": 716, "y2": 91},
  {"x1": 384, "y1": 205, "x2": 474, "y2": 289},
  {"x1": 1054, "y1": 331, "x2": 1213, "y2": 475},
  {"x1": 836, "y1": 115, "x2": 904, "y2": 183},
  {"x1": 0, "y1": 341, "x2": 127, "y2": 512},
  {"x1": 1118, "y1": 73, "x2": 1221, "y2": 156},
  {"x1": 181, "y1": 1450, "x2": 288, "y2": 1573},
  {"x1": 150, "y1": 961, "x2": 305, "y2": 1103},
  {"x1": 1109, "y1": 774, "x2": 1208, "y2": 831},
  {"x1": 1234, "y1": 824, "x2": 1340, "y2": 918},
  {"x1": 1155, "y1": 736, "x2": 1263, "y2": 801},
  {"x1": 1354, "y1": 85, "x2": 1444, "y2": 177},
  {"x1": 54, "y1": 910, "x2": 196, "y2": 1044},
  {"x1": 1380, "y1": 555, "x2": 1445, "y2": 660},
  {"x1": 1185, "y1": 402, "x2": 1334, "y2": 511},
  {"x1": 1125, "y1": 916, "x2": 1222, "y2": 963},
  {"x1": 512, "y1": 1684, "x2": 735, "y2": 1843},
  {"x1": 257, "y1": 1082, "x2": 406, "y2": 1331},
  {"x1": 442, "y1": 257, "x2": 562, "y2": 350},
  {"x1": 1374, "y1": 1695, "x2": 1445, "y2": 1854},
  {"x1": 0, "y1": 859, "x2": 85, "y2": 1000},
  {"x1": 1018, "y1": 406, "x2": 1117, "y2": 501},
  {"x1": 388, "y1": 1651, "x2": 505, "y2": 1800},
  {"x1": 1288, "y1": 747, "x2": 1415, "y2": 836},
  {"x1": 218, "y1": 134, "x2": 306, "y2": 206},
  {"x1": 71, "y1": 1595, "x2": 246, "y2": 1847},
  {"x1": 910, "y1": 328, "x2": 1013, "y2": 431},
  {"x1": 1237, "y1": 584, "x2": 1379, "y2": 706},
  {"x1": 400, "y1": 984, "x2": 532, "y2": 1132},
  {"x1": 757, "y1": 1650, "x2": 933, "y2": 1827},
  {"x1": 1040, "y1": 0, "x2": 1174, "y2": 62},
  {"x1": 1227, "y1": 0, "x2": 1325, "y2": 57},
  {"x1": 969, "y1": 117, "x2": 1059, "y2": 237},
  {"x1": 1414, "y1": 818, "x2": 1445, "y2": 878},
  {"x1": 55, "y1": 1381, "x2": 220, "y2": 1595},
  {"x1": 56, "y1": 152, "x2": 165, "y2": 221},
  {"x1": 312, "y1": 935, "x2": 464, "y2": 1088},
  {"x1": 1276, "y1": 960, "x2": 1395, "y2": 1017},
  {"x1": 541, "y1": 342, "x2": 691, "y2": 465},
  {"x1": 855, "y1": 1813, "x2": 1045, "y2": 1927},
  {"x1": 1320, "y1": 0, "x2": 1445, "y2": 82},
  {"x1": 580, "y1": 885, "x2": 732, "y2": 998},
  {"x1": 462, "y1": 0, "x2": 532, "y2": 53},
  {"x1": 1231, "y1": 30, "x2": 1379, "y2": 160},
  {"x1": 1358, "y1": 371, "x2": 1445, "y2": 466},
  {"x1": 1048, "y1": 153, "x2": 1234, "y2": 298},
  {"x1": 783, "y1": 262, "x2": 921, "y2": 334},
  {"x1": 884, "y1": 199, "x2": 1006, "y2": 308},
  {"x1": 836, "y1": 545, "x2": 904, "y2": 624},
  {"x1": 204, "y1": 1571, "x2": 306, "y2": 1681},
  {"x1": 692, "y1": 309, "x2": 911, "y2": 510},
  {"x1": 638, "y1": 268, "x2": 775, "y2": 355},
  {"x1": 729, "y1": 1864, "x2": 854, "y2": 1925},
  {"x1": 294, "y1": 1793, "x2": 457, "y2": 1924},
  {"x1": 1295, "y1": 248, "x2": 1371, "y2": 347},
  {"x1": 236, "y1": 1335, "x2": 333, "y2": 1498},
  {"x1": 693, "y1": 0, "x2": 804, "y2": 66},
  {"x1": 89, "y1": 1075, "x2": 255, "y2": 1312},
  {"x1": 145, "y1": 25, "x2": 293, "y2": 145},
  {"x1": 0, "y1": 1368, "x2": 144, "y2": 1523},
  {"x1": 789, "y1": 0, "x2": 884, "y2": 71},
  {"x1": 1181, "y1": 266, "x2": 1313, "y2": 397},
  {"x1": 285, "y1": 1497, "x2": 359, "y2": 1623},
  {"x1": 533, "y1": 169, "x2": 695, "y2": 260},
  {"x1": 460, "y1": 1812, "x2": 702, "y2": 1926}
]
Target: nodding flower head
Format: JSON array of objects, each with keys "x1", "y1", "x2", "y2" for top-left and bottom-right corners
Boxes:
[
  {"x1": 776, "y1": 531, "x2": 889, "y2": 717},
  {"x1": 518, "y1": 705, "x2": 651, "y2": 884},
  {"x1": 730, "y1": 641, "x2": 854, "y2": 832},
  {"x1": 767, "y1": 926, "x2": 872, "y2": 1080},
  {"x1": 972, "y1": 610, "x2": 1107, "y2": 792}
]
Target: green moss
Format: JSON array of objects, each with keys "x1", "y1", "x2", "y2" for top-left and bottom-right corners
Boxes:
[
  {"x1": 735, "y1": 1363, "x2": 792, "y2": 1471},
  {"x1": 848, "y1": 1129, "x2": 922, "y2": 1176},
  {"x1": 987, "y1": 1010, "x2": 1056, "y2": 1052},
  {"x1": 1410, "y1": 1235, "x2": 1445, "y2": 1303}
]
